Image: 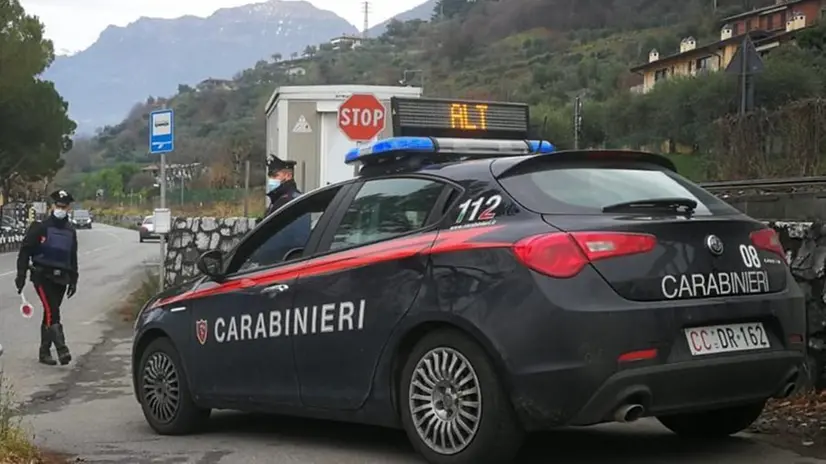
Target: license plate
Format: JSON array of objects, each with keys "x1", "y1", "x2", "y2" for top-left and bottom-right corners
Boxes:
[{"x1": 684, "y1": 322, "x2": 770, "y2": 356}]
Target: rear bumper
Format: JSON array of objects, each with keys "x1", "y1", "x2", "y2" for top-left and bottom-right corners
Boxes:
[
  {"x1": 480, "y1": 267, "x2": 807, "y2": 431},
  {"x1": 509, "y1": 345, "x2": 805, "y2": 430},
  {"x1": 568, "y1": 349, "x2": 803, "y2": 425},
  {"x1": 140, "y1": 230, "x2": 159, "y2": 239}
]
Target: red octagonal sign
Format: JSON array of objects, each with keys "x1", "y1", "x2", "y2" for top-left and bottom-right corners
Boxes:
[{"x1": 338, "y1": 94, "x2": 386, "y2": 142}]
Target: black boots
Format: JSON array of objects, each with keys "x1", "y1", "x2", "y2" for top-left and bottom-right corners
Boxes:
[
  {"x1": 39, "y1": 324, "x2": 57, "y2": 366},
  {"x1": 39, "y1": 323, "x2": 71, "y2": 366},
  {"x1": 51, "y1": 323, "x2": 71, "y2": 365}
]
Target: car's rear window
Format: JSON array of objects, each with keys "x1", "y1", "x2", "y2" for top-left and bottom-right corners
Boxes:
[{"x1": 497, "y1": 161, "x2": 740, "y2": 216}]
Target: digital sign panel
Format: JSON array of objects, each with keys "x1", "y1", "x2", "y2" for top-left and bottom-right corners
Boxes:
[{"x1": 390, "y1": 97, "x2": 529, "y2": 139}]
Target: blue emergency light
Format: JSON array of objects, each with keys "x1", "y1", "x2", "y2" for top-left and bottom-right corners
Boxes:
[{"x1": 344, "y1": 137, "x2": 556, "y2": 165}]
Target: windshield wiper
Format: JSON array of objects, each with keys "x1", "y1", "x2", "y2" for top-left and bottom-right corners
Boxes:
[{"x1": 602, "y1": 197, "x2": 698, "y2": 214}]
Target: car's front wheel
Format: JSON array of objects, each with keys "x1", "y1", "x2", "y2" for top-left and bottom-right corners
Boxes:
[
  {"x1": 137, "y1": 337, "x2": 210, "y2": 435},
  {"x1": 399, "y1": 329, "x2": 524, "y2": 464},
  {"x1": 657, "y1": 401, "x2": 766, "y2": 439}
]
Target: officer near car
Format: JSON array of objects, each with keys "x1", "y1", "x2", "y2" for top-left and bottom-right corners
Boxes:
[
  {"x1": 263, "y1": 155, "x2": 302, "y2": 219},
  {"x1": 249, "y1": 155, "x2": 311, "y2": 264},
  {"x1": 15, "y1": 189, "x2": 78, "y2": 366}
]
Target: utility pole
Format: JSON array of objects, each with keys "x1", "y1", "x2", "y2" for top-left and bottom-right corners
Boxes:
[
  {"x1": 243, "y1": 160, "x2": 250, "y2": 218},
  {"x1": 574, "y1": 95, "x2": 583, "y2": 149},
  {"x1": 739, "y1": 36, "x2": 748, "y2": 115},
  {"x1": 362, "y1": 1, "x2": 370, "y2": 38}
]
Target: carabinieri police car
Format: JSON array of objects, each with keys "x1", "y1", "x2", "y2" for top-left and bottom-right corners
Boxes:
[{"x1": 132, "y1": 97, "x2": 806, "y2": 464}]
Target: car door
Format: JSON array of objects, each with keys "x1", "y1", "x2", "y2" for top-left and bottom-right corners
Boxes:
[
  {"x1": 291, "y1": 176, "x2": 452, "y2": 410},
  {"x1": 187, "y1": 184, "x2": 352, "y2": 407}
]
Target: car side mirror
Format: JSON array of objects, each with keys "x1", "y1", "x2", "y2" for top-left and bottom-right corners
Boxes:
[
  {"x1": 196, "y1": 250, "x2": 225, "y2": 281},
  {"x1": 283, "y1": 247, "x2": 304, "y2": 262}
]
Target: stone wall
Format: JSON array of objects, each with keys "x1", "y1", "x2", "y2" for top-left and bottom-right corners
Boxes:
[{"x1": 164, "y1": 217, "x2": 255, "y2": 287}]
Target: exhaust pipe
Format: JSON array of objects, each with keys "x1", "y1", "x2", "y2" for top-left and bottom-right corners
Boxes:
[
  {"x1": 774, "y1": 371, "x2": 799, "y2": 399},
  {"x1": 775, "y1": 382, "x2": 796, "y2": 399},
  {"x1": 614, "y1": 404, "x2": 645, "y2": 423}
]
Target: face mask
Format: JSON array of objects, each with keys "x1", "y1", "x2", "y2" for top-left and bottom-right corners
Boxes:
[
  {"x1": 267, "y1": 179, "x2": 281, "y2": 193},
  {"x1": 53, "y1": 209, "x2": 67, "y2": 219}
]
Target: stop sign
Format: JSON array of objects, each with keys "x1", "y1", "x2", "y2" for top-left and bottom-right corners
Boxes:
[{"x1": 338, "y1": 94, "x2": 386, "y2": 142}]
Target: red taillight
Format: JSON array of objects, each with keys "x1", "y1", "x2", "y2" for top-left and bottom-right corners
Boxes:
[
  {"x1": 750, "y1": 228, "x2": 785, "y2": 260},
  {"x1": 513, "y1": 232, "x2": 657, "y2": 278},
  {"x1": 618, "y1": 348, "x2": 658, "y2": 363}
]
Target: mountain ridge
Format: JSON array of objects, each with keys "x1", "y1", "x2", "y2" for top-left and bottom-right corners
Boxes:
[
  {"x1": 368, "y1": 0, "x2": 435, "y2": 36},
  {"x1": 44, "y1": 0, "x2": 358, "y2": 134}
]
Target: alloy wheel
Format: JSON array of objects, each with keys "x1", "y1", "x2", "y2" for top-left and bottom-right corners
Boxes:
[
  {"x1": 408, "y1": 347, "x2": 482, "y2": 455},
  {"x1": 142, "y1": 352, "x2": 181, "y2": 424}
]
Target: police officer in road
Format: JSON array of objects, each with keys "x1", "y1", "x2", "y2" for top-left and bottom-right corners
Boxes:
[
  {"x1": 264, "y1": 155, "x2": 301, "y2": 219},
  {"x1": 15, "y1": 189, "x2": 78, "y2": 366}
]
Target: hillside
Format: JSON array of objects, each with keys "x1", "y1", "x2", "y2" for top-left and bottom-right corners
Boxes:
[
  {"x1": 44, "y1": 0, "x2": 358, "y2": 134},
  {"x1": 59, "y1": 0, "x2": 826, "y2": 198},
  {"x1": 367, "y1": 0, "x2": 436, "y2": 37}
]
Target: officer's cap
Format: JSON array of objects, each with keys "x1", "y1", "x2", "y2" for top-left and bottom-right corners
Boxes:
[
  {"x1": 267, "y1": 155, "x2": 297, "y2": 175},
  {"x1": 49, "y1": 189, "x2": 74, "y2": 206}
]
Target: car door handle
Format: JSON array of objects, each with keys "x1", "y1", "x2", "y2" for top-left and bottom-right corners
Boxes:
[{"x1": 259, "y1": 284, "x2": 289, "y2": 295}]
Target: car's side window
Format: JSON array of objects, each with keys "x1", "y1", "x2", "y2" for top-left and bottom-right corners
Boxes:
[
  {"x1": 329, "y1": 178, "x2": 445, "y2": 251},
  {"x1": 226, "y1": 187, "x2": 341, "y2": 274}
]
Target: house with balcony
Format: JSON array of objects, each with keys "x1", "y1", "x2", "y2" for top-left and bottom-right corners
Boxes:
[
  {"x1": 631, "y1": 0, "x2": 821, "y2": 94},
  {"x1": 330, "y1": 35, "x2": 364, "y2": 50}
]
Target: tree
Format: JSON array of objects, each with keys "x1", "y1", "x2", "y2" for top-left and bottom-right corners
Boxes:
[
  {"x1": 0, "y1": 0, "x2": 75, "y2": 197},
  {"x1": 432, "y1": 0, "x2": 474, "y2": 20}
]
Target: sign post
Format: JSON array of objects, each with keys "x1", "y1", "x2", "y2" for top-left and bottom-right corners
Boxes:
[
  {"x1": 149, "y1": 109, "x2": 174, "y2": 290},
  {"x1": 337, "y1": 94, "x2": 386, "y2": 142}
]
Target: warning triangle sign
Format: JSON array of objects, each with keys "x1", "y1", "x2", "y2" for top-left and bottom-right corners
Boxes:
[{"x1": 293, "y1": 115, "x2": 312, "y2": 133}]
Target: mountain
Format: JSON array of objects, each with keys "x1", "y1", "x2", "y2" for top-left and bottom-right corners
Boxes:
[
  {"x1": 44, "y1": 0, "x2": 358, "y2": 134},
  {"x1": 367, "y1": 0, "x2": 435, "y2": 37}
]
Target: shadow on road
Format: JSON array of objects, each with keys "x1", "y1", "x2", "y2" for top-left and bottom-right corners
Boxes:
[{"x1": 201, "y1": 412, "x2": 756, "y2": 463}]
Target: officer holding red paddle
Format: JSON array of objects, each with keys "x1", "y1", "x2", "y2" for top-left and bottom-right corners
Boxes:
[{"x1": 15, "y1": 189, "x2": 78, "y2": 366}]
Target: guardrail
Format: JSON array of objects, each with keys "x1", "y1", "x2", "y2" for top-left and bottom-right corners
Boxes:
[{"x1": 701, "y1": 176, "x2": 826, "y2": 192}]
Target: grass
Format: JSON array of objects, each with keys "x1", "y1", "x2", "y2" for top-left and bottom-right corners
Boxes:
[
  {"x1": 0, "y1": 372, "x2": 64, "y2": 464},
  {"x1": 118, "y1": 269, "x2": 161, "y2": 323}
]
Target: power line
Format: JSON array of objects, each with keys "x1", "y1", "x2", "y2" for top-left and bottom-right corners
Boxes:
[{"x1": 362, "y1": 1, "x2": 370, "y2": 38}]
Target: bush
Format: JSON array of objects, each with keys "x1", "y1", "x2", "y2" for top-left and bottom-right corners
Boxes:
[
  {"x1": 119, "y1": 269, "x2": 161, "y2": 322},
  {"x1": 0, "y1": 372, "x2": 41, "y2": 463}
]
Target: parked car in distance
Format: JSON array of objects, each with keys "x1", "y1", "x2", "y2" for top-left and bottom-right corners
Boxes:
[
  {"x1": 71, "y1": 209, "x2": 93, "y2": 229},
  {"x1": 139, "y1": 216, "x2": 159, "y2": 242}
]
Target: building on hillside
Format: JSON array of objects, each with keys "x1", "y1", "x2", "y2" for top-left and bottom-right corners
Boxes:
[
  {"x1": 630, "y1": 0, "x2": 822, "y2": 94},
  {"x1": 141, "y1": 163, "x2": 204, "y2": 186},
  {"x1": 196, "y1": 78, "x2": 235, "y2": 92},
  {"x1": 330, "y1": 35, "x2": 364, "y2": 50},
  {"x1": 286, "y1": 66, "x2": 307, "y2": 76}
]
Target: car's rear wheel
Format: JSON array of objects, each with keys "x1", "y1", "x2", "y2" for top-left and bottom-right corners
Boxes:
[
  {"x1": 399, "y1": 329, "x2": 524, "y2": 464},
  {"x1": 137, "y1": 337, "x2": 210, "y2": 435},
  {"x1": 657, "y1": 401, "x2": 765, "y2": 439}
]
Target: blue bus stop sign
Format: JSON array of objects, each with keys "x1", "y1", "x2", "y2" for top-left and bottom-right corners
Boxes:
[{"x1": 149, "y1": 109, "x2": 174, "y2": 154}]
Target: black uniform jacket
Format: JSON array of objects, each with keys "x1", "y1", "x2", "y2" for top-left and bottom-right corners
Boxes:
[
  {"x1": 17, "y1": 215, "x2": 79, "y2": 285},
  {"x1": 260, "y1": 179, "x2": 302, "y2": 223}
]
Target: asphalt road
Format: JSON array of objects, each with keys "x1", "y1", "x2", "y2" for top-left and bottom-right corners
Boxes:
[
  {"x1": 0, "y1": 223, "x2": 155, "y2": 400},
  {"x1": 0, "y1": 224, "x2": 824, "y2": 463}
]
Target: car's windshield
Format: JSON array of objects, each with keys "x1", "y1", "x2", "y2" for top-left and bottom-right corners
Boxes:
[
  {"x1": 497, "y1": 161, "x2": 740, "y2": 216},
  {"x1": 74, "y1": 210, "x2": 89, "y2": 218},
  {"x1": 143, "y1": 217, "x2": 153, "y2": 224}
]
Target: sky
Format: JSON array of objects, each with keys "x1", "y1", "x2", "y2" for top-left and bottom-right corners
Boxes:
[{"x1": 20, "y1": 0, "x2": 423, "y2": 54}]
